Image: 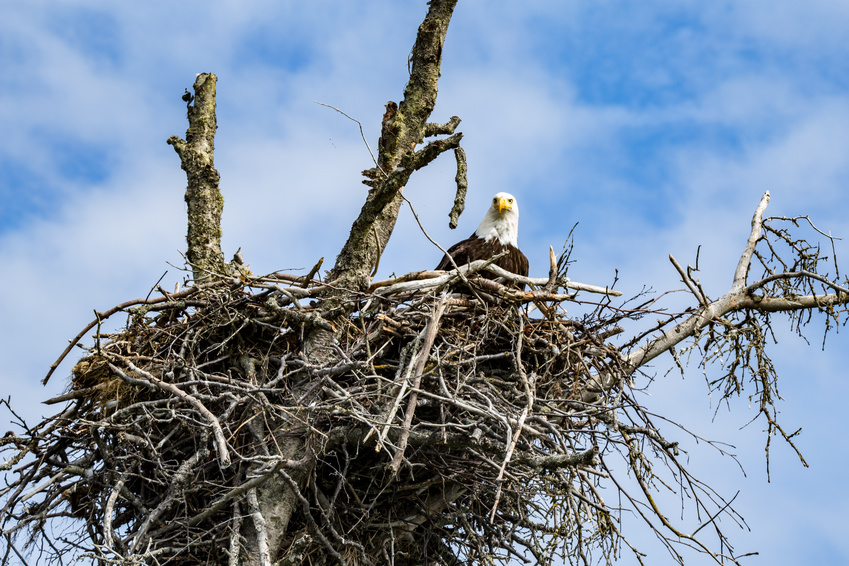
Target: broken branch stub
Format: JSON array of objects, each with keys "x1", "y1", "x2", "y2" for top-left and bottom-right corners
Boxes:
[{"x1": 167, "y1": 73, "x2": 226, "y2": 284}]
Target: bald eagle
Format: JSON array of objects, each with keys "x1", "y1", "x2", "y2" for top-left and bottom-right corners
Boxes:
[{"x1": 436, "y1": 192, "x2": 529, "y2": 285}]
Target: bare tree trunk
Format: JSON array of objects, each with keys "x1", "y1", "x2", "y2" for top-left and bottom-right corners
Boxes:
[
  {"x1": 168, "y1": 73, "x2": 226, "y2": 284},
  {"x1": 328, "y1": 0, "x2": 460, "y2": 291},
  {"x1": 238, "y1": 430, "x2": 311, "y2": 566},
  {"x1": 166, "y1": 74, "x2": 302, "y2": 566},
  {"x1": 288, "y1": 5, "x2": 465, "y2": 562}
]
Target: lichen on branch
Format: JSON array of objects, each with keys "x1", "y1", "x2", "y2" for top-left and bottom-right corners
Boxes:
[
  {"x1": 328, "y1": 0, "x2": 461, "y2": 292},
  {"x1": 167, "y1": 73, "x2": 225, "y2": 284}
]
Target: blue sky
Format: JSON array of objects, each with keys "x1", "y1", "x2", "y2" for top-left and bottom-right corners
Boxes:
[{"x1": 2, "y1": 1, "x2": 849, "y2": 564}]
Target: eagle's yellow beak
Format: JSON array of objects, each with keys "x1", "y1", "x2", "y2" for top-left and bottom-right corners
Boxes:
[{"x1": 497, "y1": 196, "x2": 513, "y2": 213}]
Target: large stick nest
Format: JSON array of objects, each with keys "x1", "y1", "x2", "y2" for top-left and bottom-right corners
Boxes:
[
  {"x1": 0, "y1": 264, "x2": 718, "y2": 566},
  {"x1": 4, "y1": 205, "x2": 844, "y2": 566}
]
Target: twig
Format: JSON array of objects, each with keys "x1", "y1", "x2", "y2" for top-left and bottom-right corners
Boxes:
[
  {"x1": 228, "y1": 500, "x2": 243, "y2": 566},
  {"x1": 103, "y1": 474, "x2": 126, "y2": 553},
  {"x1": 401, "y1": 193, "x2": 484, "y2": 302},
  {"x1": 545, "y1": 246, "x2": 558, "y2": 292},
  {"x1": 669, "y1": 254, "x2": 708, "y2": 306},
  {"x1": 302, "y1": 257, "x2": 324, "y2": 288},
  {"x1": 314, "y1": 102, "x2": 382, "y2": 173}
]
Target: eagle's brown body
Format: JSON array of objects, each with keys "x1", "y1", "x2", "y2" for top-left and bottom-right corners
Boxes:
[
  {"x1": 436, "y1": 192, "x2": 529, "y2": 286},
  {"x1": 435, "y1": 233, "x2": 529, "y2": 279}
]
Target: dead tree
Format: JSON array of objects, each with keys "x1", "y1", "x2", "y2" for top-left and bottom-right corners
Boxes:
[{"x1": 2, "y1": 2, "x2": 847, "y2": 565}]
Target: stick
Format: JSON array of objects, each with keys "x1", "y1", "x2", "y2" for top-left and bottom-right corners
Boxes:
[
  {"x1": 669, "y1": 254, "x2": 708, "y2": 306},
  {"x1": 733, "y1": 191, "x2": 770, "y2": 291},
  {"x1": 389, "y1": 296, "x2": 448, "y2": 475}
]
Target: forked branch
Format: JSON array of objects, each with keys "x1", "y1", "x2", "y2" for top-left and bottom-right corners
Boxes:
[{"x1": 625, "y1": 191, "x2": 849, "y2": 370}]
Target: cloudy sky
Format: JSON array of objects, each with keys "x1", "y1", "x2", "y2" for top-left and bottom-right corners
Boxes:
[{"x1": 2, "y1": 1, "x2": 848, "y2": 564}]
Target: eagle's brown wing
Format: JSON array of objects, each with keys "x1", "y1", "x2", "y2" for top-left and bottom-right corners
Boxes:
[{"x1": 436, "y1": 235, "x2": 529, "y2": 287}]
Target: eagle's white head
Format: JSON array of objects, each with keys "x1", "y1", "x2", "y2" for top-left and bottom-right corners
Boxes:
[{"x1": 475, "y1": 192, "x2": 520, "y2": 247}]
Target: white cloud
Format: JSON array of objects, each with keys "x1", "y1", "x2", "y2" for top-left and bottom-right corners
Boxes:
[{"x1": 725, "y1": 0, "x2": 849, "y2": 48}]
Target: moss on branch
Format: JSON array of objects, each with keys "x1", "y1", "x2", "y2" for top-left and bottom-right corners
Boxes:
[{"x1": 167, "y1": 73, "x2": 225, "y2": 284}]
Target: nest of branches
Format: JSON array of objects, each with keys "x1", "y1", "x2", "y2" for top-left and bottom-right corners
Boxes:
[
  {"x1": 0, "y1": 259, "x2": 664, "y2": 566},
  {"x1": 3, "y1": 194, "x2": 846, "y2": 566}
]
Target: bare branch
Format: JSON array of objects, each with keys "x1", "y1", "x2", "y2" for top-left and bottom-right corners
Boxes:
[
  {"x1": 388, "y1": 296, "x2": 447, "y2": 475},
  {"x1": 449, "y1": 146, "x2": 468, "y2": 229},
  {"x1": 328, "y1": 0, "x2": 460, "y2": 290},
  {"x1": 733, "y1": 190, "x2": 770, "y2": 291},
  {"x1": 625, "y1": 191, "x2": 849, "y2": 371},
  {"x1": 670, "y1": 254, "x2": 707, "y2": 306}
]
